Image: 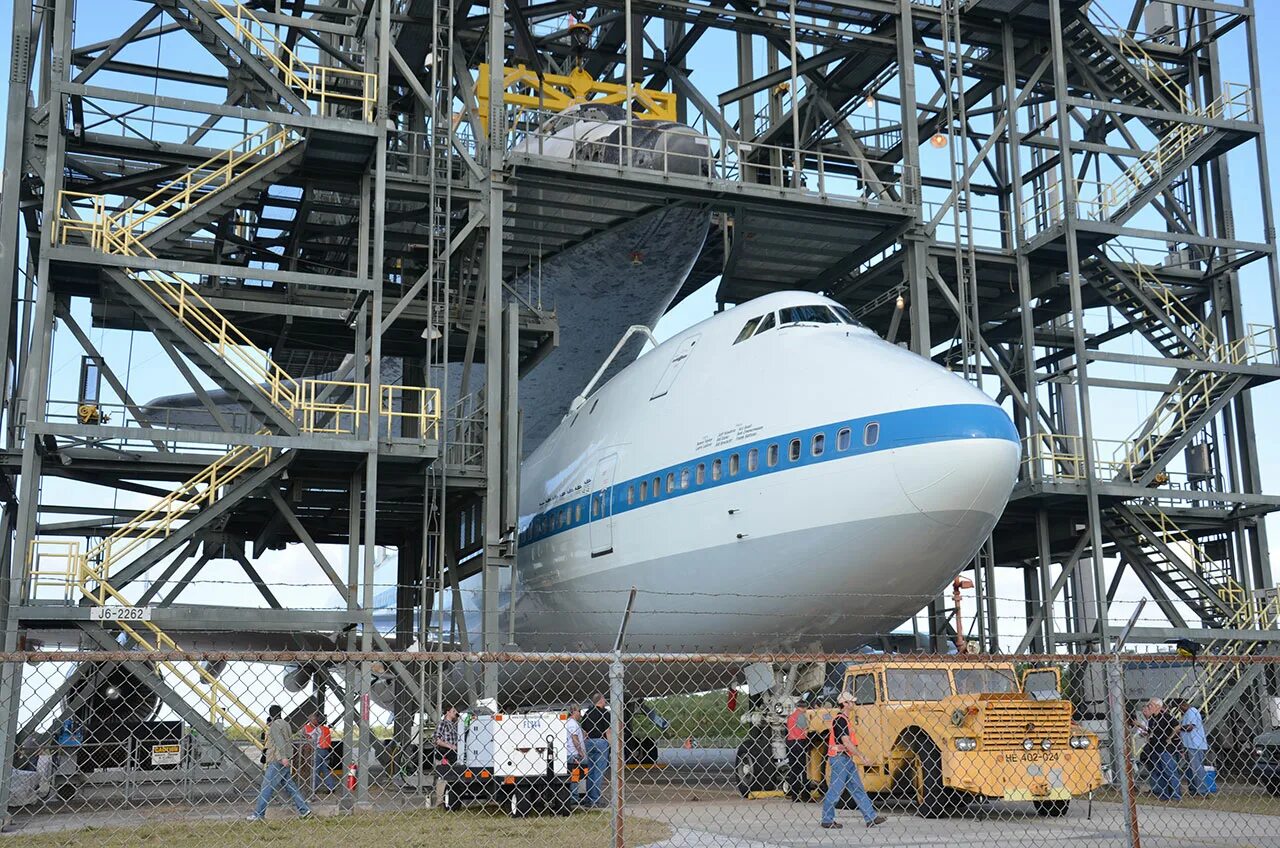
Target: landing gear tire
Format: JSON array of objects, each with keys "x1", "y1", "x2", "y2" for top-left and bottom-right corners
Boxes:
[
  {"x1": 735, "y1": 735, "x2": 775, "y2": 797},
  {"x1": 909, "y1": 736, "x2": 967, "y2": 818},
  {"x1": 1033, "y1": 800, "x2": 1070, "y2": 817}
]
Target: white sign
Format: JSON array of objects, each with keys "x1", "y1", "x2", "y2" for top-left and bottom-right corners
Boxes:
[
  {"x1": 150, "y1": 744, "x2": 180, "y2": 767},
  {"x1": 89, "y1": 606, "x2": 153, "y2": 622}
]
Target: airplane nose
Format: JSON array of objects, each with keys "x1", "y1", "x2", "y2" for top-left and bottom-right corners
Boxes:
[{"x1": 891, "y1": 383, "x2": 1020, "y2": 528}]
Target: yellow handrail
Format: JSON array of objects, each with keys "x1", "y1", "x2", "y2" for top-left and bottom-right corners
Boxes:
[
  {"x1": 107, "y1": 127, "x2": 299, "y2": 253},
  {"x1": 208, "y1": 0, "x2": 376, "y2": 122},
  {"x1": 78, "y1": 443, "x2": 274, "y2": 597},
  {"x1": 1090, "y1": 4, "x2": 1187, "y2": 112}
]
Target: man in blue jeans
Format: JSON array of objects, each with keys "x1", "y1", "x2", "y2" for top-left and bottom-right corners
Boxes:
[
  {"x1": 582, "y1": 693, "x2": 611, "y2": 808},
  {"x1": 1173, "y1": 698, "x2": 1212, "y2": 795},
  {"x1": 821, "y1": 693, "x2": 886, "y2": 829},
  {"x1": 1142, "y1": 698, "x2": 1182, "y2": 802},
  {"x1": 247, "y1": 705, "x2": 312, "y2": 821}
]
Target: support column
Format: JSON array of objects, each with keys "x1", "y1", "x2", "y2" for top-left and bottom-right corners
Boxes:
[{"x1": 1048, "y1": 0, "x2": 1110, "y2": 648}]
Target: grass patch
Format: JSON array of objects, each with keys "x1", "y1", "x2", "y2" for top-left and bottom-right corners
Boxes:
[
  {"x1": 1092, "y1": 785, "x2": 1280, "y2": 816},
  {"x1": 13, "y1": 808, "x2": 673, "y2": 848}
]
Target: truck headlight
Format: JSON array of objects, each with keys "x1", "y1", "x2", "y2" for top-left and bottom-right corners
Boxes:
[
  {"x1": 954, "y1": 737, "x2": 977, "y2": 752},
  {"x1": 1040, "y1": 739, "x2": 1053, "y2": 751},
  {"x1": 1023, "y1": 739, "x2": 1035, "y2": 751},
  {"x1": 1071, "y1": 736, "x2": 1092, "y2": 749}
]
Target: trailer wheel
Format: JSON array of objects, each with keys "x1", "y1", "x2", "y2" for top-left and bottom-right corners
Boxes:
[
  {"x1": 441, "y1": 783, "x2": 459, "y2": 811},
  {"x1": 908, "y1": 736, "x2": 966, "y2": 818},
  {"x1": 1033, "y1": 800, "x2": 1069, "y2": 817},
  {"x1": 508, "y1": 786, "x2": 529, "y2": 818}
]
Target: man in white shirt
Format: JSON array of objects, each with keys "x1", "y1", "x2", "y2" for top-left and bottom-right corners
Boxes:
[
  {"x1": 1173, "y1": 698, "x2": 1211, "y2": 795},
  {"x1": 565, "y1": 705, "x2": 588, "y2": 804}
]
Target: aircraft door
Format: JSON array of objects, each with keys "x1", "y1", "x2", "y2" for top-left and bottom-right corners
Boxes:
[
  {"x1": 589, "y1": 454, "x2": 617, "y2": 557},
  {"x1": 650, "y1": 336, "x2": 699, "y2": 399}
]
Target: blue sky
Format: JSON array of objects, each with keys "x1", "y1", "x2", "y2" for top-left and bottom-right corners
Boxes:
[{"x1": 2, "y1": 2, "x2": 1279, "y2": 641}]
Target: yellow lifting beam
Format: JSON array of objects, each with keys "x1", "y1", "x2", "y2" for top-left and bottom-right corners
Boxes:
[{"x1": 476, "y1": 63, "x2": 677, "y2": 132}]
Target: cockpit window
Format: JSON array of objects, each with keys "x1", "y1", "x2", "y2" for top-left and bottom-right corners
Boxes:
[
  {"x1": 779, "y1": 305, "x2": 841, "y2": 326},
  {"x1": 755, "y1": 312, "x2": 776, "y2": 335},
  {"x1": 734, "y1": 317, "x2": 762, "y2": 344},
  {"x1": 831, "y1": 305, "x2": 867, "y2": 328}
]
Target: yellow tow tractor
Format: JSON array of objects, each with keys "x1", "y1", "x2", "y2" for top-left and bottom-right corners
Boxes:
[{"x1": 797, "y1": 660, "x2": 1103, "y2": 817}]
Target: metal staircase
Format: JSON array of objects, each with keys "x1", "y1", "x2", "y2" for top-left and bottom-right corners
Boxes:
[
  {"x1": 1106, "y1": 504, "x2": 1238, "y2": 628},
  {"x1": 27, "y1": 445, "x2": 279, "y2": 745},
  {"x1": 1104, "y1": 502, "x2": 1279, "y2": 714},
  {"x1": 154, "y1": 0, "x2": 376, "y2": 121},
  {"x1": 1086, "y1": 248, "x2": 1212, "y2": 361},
  {"x1": 1027, "y1": 7, "x2": 1253, "y2": 233}
]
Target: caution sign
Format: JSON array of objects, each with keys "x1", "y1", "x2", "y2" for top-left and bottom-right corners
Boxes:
[{"x1": 151, "y1": 744, "x2": 181, "y2": 767}]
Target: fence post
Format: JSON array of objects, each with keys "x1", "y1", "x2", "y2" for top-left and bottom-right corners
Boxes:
[
  {"x1": 609, "y1": 651, "x2": 625, "y2": 848},
  {"x1": 1106, "y1": 655, "x2": 1142, "y2": 848}
]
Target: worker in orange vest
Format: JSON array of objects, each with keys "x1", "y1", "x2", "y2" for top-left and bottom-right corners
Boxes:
[
  {"x1": 304, "y1": 712, "x2": 334, "y2": 795},
  {"x1": 820, "y1": 693, "x2": 886, "y2": 830}
]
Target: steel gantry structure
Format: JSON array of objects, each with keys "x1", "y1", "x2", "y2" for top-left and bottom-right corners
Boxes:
[{"x1": 0, "y1": 0, "x2": 1278, "y2": 815}]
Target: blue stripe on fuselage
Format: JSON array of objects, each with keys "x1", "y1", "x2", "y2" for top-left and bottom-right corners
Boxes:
[{"x1": 519, "y1": 403, "x2": 1016, "y2": 546}]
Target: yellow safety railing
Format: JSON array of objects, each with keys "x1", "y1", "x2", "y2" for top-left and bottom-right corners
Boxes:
[
  {"x1": 1091, "y1": 4, "x2": 1187, "y2": 111},
  {"x1": 108, "y1": 127, "x2": 298, "y2": 254},
  {"x1": 1022, "y1": 83, "x2": 1252, "y2": 234},
  {"x1": 1022, "y1": 433, "x2": 1135, "y2": 483},
  {"x1": 298, "y1": 379, "x2": 370, "y2": 435},
  {"x1": 382, "y1": 385, "x2": 442, "y2": 440},
  {"x1": 24, "y1": 539, "x2": 83, "y2": 604},
  {"x1": 208, "y1": 0, "x2": 376, "y2": 122}
]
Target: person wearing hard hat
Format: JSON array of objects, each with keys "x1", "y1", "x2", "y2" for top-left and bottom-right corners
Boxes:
[{"x1": 819, "y1": 692, "x2": 886, "y2": 830}]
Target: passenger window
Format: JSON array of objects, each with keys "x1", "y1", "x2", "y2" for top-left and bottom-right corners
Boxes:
[
  {"x1": 626, "y1": 486, "x2": 634, "y2": 506},
  {"x1": 696, "y1": 463, "x2": 706, "y2": 485},
  {"x1": 679, "y1": 468, "x2": 691, "y2": 490},
  {"x1": 734, "y1": 317, "x2": 762, "y2": 344},
  {"x1": 812, "y1": 433, "x2": 825, "y2": 457},
  {"x1": 837, "y1": 428, "x2": 852, "y2": 451},
  {"x1": 653, "y1": 477, "x2": 661, "y2": 497},
  {"x1": 592, "y1": 496, "x2": 600, "y2": 518},
  {"x1": 755, "y1": 313, "x2": 776, "y2": 334},
  {"x1": 729, "y1": 454, "x2": 740, "y2": 476},
  {"x1": 747, "y1": 448, "x2": 758, "y2": 472},
  {"x1": 640, "y1": 481, "x2": 648, "y2": 501},
  {"x1": 767, "y1": 444, "x2": 779, "y2": 467},
  {"x1": 575, "y1": 503, "x2": 583, "y2": 522},
  {"x1": 711, "y1": 458, "x2": 722, "y2": 481},
  {"x1": 864, "y1": 422, "x2": 880, "y2": 446},
  {"x1": 788, "y1": 439, "x2": 801, "y2": 461},
  {"x1": 666, "y1": 473, "x2": 675, "y2": 494}
]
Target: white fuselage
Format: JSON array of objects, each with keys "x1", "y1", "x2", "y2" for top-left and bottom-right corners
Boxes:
[{"x1": 509, "y1": 291, "x2": 1021, "y2": 654}]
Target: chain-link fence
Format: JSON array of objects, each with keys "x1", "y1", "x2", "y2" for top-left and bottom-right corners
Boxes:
[{"x1": 1, "y1": 650, "x2": 1278, "y2": 847}]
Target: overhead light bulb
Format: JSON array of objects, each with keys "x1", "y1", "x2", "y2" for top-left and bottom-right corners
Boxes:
[
  {"x1": 863, "y1": 94, "x2": 876, "y2": 108},
  {"x1": 930, "y1": 133, "x2": 948, "y2": 148}
]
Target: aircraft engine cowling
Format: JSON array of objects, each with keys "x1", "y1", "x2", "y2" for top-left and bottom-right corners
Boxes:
[{"x1": 282, "y1": 663, "x2": 312, "y2": 694}]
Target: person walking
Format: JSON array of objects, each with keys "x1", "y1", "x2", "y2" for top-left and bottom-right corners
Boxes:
[
  {"x1": 582, "y1": 693, "x2": 611, "y2": 808},
  {"x1": 1173, "y1": 698, "x2": 1211, "y2": 795},
  {"x1": 820, "y1": 693, "x2": 886, "y2": 829},
  {"x1": 248, "y1": 705, "x2": 311, "y2": 821},
  {"x1": 1142, "y1": 698, "x2": 1182, "y2": 801},
  {"x1": 434, "y1": 706, "x2": 460, "y2": 765},
  {"x1": 785, "y1": 705, "x2": 810, "y2": 801}
]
